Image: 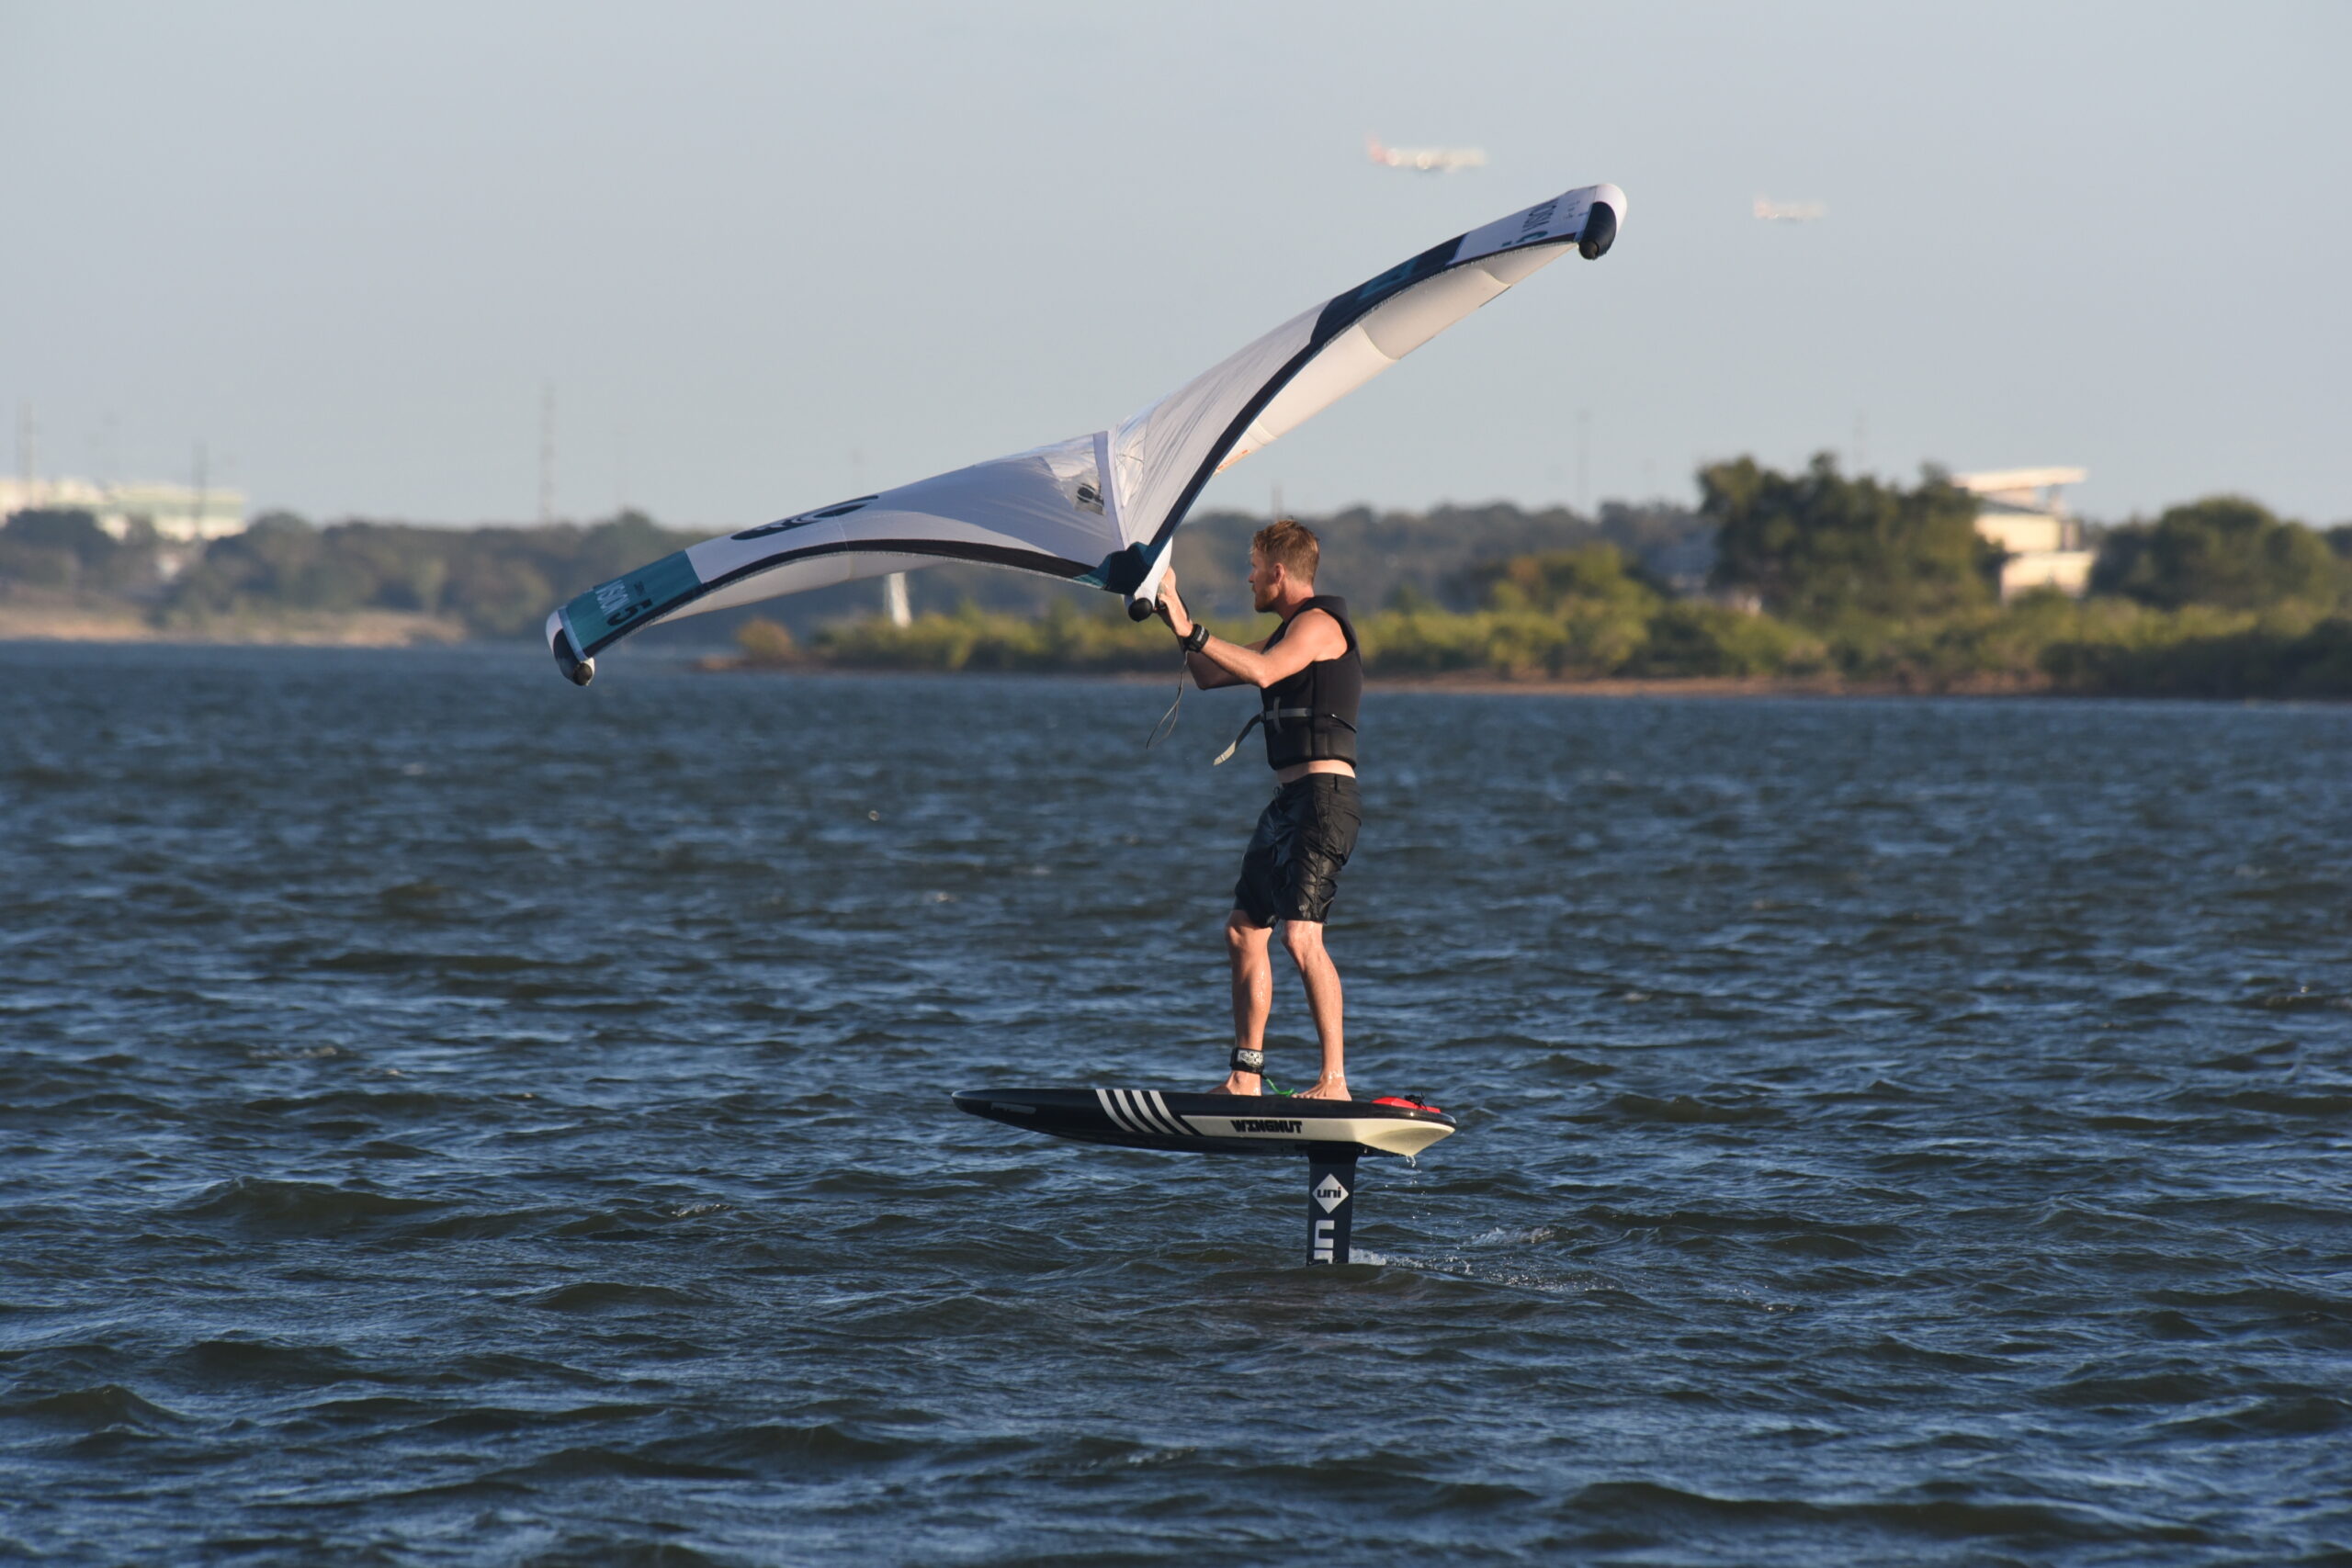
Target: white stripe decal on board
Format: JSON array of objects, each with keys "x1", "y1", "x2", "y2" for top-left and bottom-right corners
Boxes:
[
  {"x1": 1147, "y1": 1092, "x2": 1193, "y2": 1136},
  {"x1": 1125, "y1": 1090, "x2": 1181, "y2": 1137},
  {"x1": 1113, "y1": 1089, "x2": 1159, "y2": 1135},
  {"x1": 1095, "y1": 1089, "x2": 1140, "y2": 1134},
  {"x1": 1118, "y1": 1089, "x2": 1171, "y2": 1136}
]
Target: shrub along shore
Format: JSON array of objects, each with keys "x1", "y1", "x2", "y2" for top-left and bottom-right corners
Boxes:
[
  {"x1": 720, "y1": 580, "x2": 2352, "y2": 698},
  {"x1": 724, "y1": 458, "x2": 2352, "y2": 699}
]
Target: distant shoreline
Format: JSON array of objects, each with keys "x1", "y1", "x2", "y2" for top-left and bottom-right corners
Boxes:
[
  {"x1": 1329, "y1": 671, "x2": 2043, "y2": 699},
  {"x1": 0, "y1": 590, "x2": 464, "y2": 649},
  {"x1": 691, "y1": 660, "x2": 2343, "y2": 702},
  {"x1": 694, "y1": 657, "x2": 2074, "y2": 700},
  {"x1": 0, "y1": 627, "x2": 1946, "y2": 696},
  {"x1": 6, "y1": 623, "x2": 2335, "y2": 703}
]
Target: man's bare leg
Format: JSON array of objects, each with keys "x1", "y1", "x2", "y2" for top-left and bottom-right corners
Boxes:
[
  {"x1": 1213, "y1": 911, "x2": 1273, "y2": 1094},
  {"x1": 1282, "y1": 919, "x2": 1348, "y2": 1100}
]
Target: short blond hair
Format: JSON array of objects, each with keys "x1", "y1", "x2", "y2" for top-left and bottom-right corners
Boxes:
[{"x1": 1251, "y1": 518, "x2": 1319, "y2": 582}]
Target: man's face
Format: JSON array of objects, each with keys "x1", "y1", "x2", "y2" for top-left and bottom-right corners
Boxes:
[{"x1": 1248, "y1": 548, "x2": 1283, "y2": 613}]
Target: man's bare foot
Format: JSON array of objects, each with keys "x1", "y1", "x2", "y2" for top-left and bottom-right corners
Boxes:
[
  {"x1": 1209, "y1": 1072, "x2": 1263, "y2": 1096},
  {"x1": 1295, "y1": 1076, "x2": 1350, "y2": 1101}
]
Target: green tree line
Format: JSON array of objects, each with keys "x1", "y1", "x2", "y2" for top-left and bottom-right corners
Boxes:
[
  {"x1": 6, "y1": 459, "x2": 2347, "y2": 694},
  {"x1": 731, "y1": 457, "x2": 2352, "y2": 696},
  {"x1": 0, "y1": 508, "x2": 704, "y2": 637},
  {"x1": 159, "y1": 511, "x2": 693, "y2": 637},
  {"x1": 0, "y1": 497, "x2": 1713, "y2": 640}
]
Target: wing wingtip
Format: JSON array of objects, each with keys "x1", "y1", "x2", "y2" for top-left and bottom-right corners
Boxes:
[
  {"x1": 1579, "y1": 192, "x2": 1622, "y2": 260},
  {"x1": 547, "y1": 612, "x2": 596, "y2": 687}
]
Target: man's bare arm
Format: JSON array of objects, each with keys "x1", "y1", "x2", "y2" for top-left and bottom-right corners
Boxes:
[
  {"x1": 1159, "y1": 577, "x2": 1265, "y2": 688},
  {"x1": 1189, "y1": 609, "x2": 1342, "y2": 689},
  {"x1": 1185, "y1": 645, "x2": 1255, "y2": 689}
]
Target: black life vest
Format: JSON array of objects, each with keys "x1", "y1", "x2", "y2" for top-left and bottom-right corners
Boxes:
[{"x1": 1214, "y1": 596, "x2": 1363, "y2": 770}]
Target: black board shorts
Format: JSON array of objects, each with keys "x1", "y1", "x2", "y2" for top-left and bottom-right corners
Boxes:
[{"x1": 1233, "y1": 774, "x2": 1361, "y2": 927}]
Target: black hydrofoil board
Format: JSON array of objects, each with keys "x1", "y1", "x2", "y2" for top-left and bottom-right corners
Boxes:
[{"x1": 954, "y1": 1087, "x2": 1453, "y2": 1161}]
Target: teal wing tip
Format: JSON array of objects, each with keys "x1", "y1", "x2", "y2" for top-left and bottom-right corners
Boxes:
[{"x1": 549, "y1": 618, "x2": 595, "y2": 687}]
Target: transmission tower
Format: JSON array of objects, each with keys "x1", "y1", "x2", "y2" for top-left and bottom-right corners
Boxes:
[{"x1": 538, "y1": 385, "x2": 556, "y2": 524}]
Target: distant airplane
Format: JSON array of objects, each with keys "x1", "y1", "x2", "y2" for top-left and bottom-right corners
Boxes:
[
  {"x1": 1754, "y1": 197, "x2": 1827, "y2": 222},
  {"x1": 1366, "y1": 133, "x2": 1487, "y2": 173}
]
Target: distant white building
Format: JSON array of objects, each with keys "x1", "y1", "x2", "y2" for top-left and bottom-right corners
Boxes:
[
  {"x1": 1953, "y1": 468, "x2": 2093, "y2": 600},
  {"x1": 0, "y1": 475, "x2": 247, "y2": 543}
]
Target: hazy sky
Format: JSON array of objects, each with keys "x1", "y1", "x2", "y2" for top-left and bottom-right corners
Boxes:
[{"x1": 6, "y1": 1, "x2": 2347, "y2": 530}]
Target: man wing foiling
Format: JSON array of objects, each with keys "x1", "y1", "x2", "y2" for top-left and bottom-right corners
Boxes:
[{"x1": 1155, "y1": 520, "x2": 1362, "y2": 1100}]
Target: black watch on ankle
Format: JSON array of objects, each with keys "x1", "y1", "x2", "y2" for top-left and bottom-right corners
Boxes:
[{"x1": 1182, "y1": 623, "x2": 1211, "y2": 653}]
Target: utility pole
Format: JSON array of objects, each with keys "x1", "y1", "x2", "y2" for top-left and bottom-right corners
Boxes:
[
  {"x1": 538, "y1": 384, "x2": 556, "y2": 525},
  {"x1": 17, "y1": 403, "x2": 35, "y2": 500},
  {"x1": 1576, "y1": 408, "x2": 1591, "y2": 514}
]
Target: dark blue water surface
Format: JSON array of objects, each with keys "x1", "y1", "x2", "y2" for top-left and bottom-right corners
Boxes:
[{"x1": 4, "y1": 641, "x2": 2350, "y2": 1566}]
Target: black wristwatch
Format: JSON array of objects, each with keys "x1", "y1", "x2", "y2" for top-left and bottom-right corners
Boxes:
[{"x1": 1182, "y1": 623, "x2": 1211, "y2": 653}]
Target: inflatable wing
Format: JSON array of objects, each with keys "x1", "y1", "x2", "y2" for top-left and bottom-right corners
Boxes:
[{"x1": 546, "y1": 183, "x2": 1625, "y2": 684}]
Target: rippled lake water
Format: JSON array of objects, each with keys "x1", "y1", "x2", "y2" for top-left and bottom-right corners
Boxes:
[{"x1": 4, "y1": 641, "x2": 2350, "y2": 1565}]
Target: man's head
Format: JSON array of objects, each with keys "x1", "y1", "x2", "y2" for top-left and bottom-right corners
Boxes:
[{"x1": 1248, "y1": 518, "x2": 1319, "y2": 613}]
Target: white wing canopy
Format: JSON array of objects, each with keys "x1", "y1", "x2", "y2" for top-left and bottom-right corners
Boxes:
[{"x1": 547, "y1": 183, "x2": 1625, "y2": 683}]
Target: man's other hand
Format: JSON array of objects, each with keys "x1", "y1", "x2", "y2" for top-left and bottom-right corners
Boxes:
[{"x1": 1157, "y1": 571, "x2": 1193, "y2": 638}]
